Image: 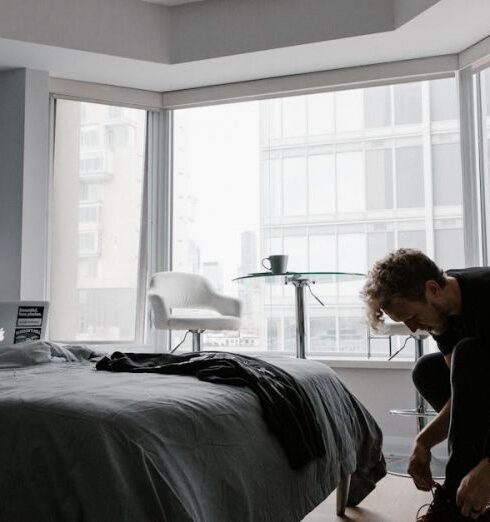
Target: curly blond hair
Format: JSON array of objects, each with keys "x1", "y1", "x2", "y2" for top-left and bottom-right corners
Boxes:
[{"x1": 360, "y1": 248, "x2": 446, "y2": 331}]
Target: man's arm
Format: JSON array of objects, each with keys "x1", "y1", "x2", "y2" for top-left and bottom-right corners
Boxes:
[
  {"x1": 416, "y1": 399, "x2": 451, "y2": 449},
  {"x1": 408, "y1": 400, "x2": 451, "y2": 490},
  {"x1": 407, "y1": 353, "x2": 452, "y2": 490}
]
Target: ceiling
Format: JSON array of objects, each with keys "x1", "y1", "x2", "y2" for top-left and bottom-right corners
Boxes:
[{"x1": 0, "y1": 0, "x2": 489, "y2": 92}]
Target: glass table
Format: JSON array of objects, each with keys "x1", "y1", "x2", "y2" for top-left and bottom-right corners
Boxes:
[{"x1": 233, "y1": 271, "x2": 365, "y2": 359}]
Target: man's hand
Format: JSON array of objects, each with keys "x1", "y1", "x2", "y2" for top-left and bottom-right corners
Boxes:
[
  {"x1": 456, "y1": 458, "x2": 490, "y2": 519},
  {"x1": 407, "y1": 441, "x2": 435, "y2": 491}
]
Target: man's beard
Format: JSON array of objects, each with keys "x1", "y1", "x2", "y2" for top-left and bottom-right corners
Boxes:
[{"x1": 429, "y1": 301, "x2": 451, "y2": 333}]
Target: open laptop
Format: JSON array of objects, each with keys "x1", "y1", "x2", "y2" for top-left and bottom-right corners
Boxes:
[{"x1": 0, "y1": 301, "x2": 49, "y2": 345}]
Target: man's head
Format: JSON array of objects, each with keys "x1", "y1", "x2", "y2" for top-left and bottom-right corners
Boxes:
[{"x1": 361, "y1": 248, "x2": 450, "y2": 334}]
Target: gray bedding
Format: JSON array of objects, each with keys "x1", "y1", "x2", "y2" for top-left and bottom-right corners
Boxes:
[{"x1": 0, "y1": 350, "x2": 385, "y2": 522}]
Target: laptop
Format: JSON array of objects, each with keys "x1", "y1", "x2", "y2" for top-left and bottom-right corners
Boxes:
[{"x1": 0, "y1": 301, "x2": 50, "y2": 346}]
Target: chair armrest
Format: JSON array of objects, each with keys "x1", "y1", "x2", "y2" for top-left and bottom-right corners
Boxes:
[
  {"x1": 211, "y1": 294, "x2": 242, "y2": 318},
  {"x1": 148, "y1": 294, "x2": 170, "y2": 329}
]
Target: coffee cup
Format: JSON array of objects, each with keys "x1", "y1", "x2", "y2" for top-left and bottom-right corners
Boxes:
[{"x1": 261, "y1": 255, "x2": 288, "y2": 274}]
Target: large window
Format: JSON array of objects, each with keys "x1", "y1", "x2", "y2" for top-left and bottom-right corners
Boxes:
[
  {"x1": 172, "y1": 77, "x2": 463, "y2": 358},
  {"x1": 50, "y1": 100, "x2": 146, "y2": 342}
]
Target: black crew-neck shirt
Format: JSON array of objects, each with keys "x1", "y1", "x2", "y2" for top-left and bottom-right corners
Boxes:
[{"x1": 432, "y1": 267, "x2": 490, "y2": 355}]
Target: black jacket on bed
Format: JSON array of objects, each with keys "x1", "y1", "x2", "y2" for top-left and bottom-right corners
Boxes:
[{"x1": 96, "y1": 351, "x2": 326, "y2": 469}]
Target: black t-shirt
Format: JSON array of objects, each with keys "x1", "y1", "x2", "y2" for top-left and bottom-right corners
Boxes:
[{"x1": 433, "y1": 267, "x2": 490, "y2": 355}]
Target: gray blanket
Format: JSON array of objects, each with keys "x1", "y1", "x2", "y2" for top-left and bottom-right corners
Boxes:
[{"x1": 0, "y1": 353, "x2": 385, "y2": 522}]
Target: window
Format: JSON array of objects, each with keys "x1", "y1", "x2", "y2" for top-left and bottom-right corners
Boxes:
[
  {"x1": 172, "y1": 76, "x2": 463, "y2": 358},
  {"x1": 283, "y1": 156, "x2": 307, "y2": 216},
  {"x1": 80, "y1": 156, "x2": 105, "y2": 173},
  {"x1": 78, "y1": 230, "x2": 100, "y2": 256},
  {"x1": 368, "y1": 231, "x2": 394, "y2": 268},
  {"x1": 308, "y1": 154, "x2": 335, "y2": 214},
  {"x1": 366, "y1": 149, "x2": 393, "y2": 210},
  {"x1": 80, "y1": 129, "x2": 99, "y2": 147},
  {"x1": 335, "y1": 90, "x2": 363, "y2": 132},
  {"x1": 80, "y1": 182, "x2": 104, "y2": 202},
  {"x1": 435, "y1": 228, "x2": 465, "y2": 269},
  {"x1": 432, "y1": 142, "x2": 463, "y2": 206},
  {"x1": 283, "y1": 235, "x2": 308, "y2": 271},
  {"x1": 336, "y1": 151, "x2": 364, "y2": 213},
  {"x1": 309, "y1": 235, "x2": 336, "y2": 271},
  {"x1": 267, "y1": 317, "x2": 281, "y2": 351},
  {"x1": 79, "y1": 203, "x2": 101, "y2": 226},
  {"x1": 396, "y1": 146, "x2": 424, "y2": 208},
  {"x1": 364, "y1": 85, "x2": 391, "y2": 128},
  {"x1": 310, "y1": 317, "x2": 336, "y2": 352},
  {"x1": 107, "y1": 126, "x2": 131, "y2": 147},
  {"x1": 282, "y1": 96, "x2": 306, "y2": 137},
  {"x1": 430, "y1": 78, "x2": 458, "y2": 122},
  {"x1": 394, "y1": 83, "x2": 422, "y2": 125},
  {"x1": 307, "y1": 93, "x2": 334, "y2": 135},
  {"x1": 50, "y1": 100, "x2": 146, "y2": 342},
  {"x1": 108, "y1": 106, "x2": 123, "y2": 118},
  {"x1": 399, "y1": 229, "x2": 426, "y2": 251}
]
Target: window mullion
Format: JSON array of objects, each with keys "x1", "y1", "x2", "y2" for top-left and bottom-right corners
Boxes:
[{"x1": 458, "y1": 67, "x2": 482, "y2": 266}]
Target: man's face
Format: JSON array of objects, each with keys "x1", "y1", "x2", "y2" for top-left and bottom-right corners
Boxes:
[{"x1": 383, "y1": 282, "x2": 449, "y2": 334}]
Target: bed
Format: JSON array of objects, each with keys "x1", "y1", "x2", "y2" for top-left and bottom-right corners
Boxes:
[{"x1": 0, "y1": 343, "x2": 386, "y2": 522}]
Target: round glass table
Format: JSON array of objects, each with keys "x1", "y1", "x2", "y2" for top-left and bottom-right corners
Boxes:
[{"x1": 233, "y1": 271, "x2": 365, "y2": 359}]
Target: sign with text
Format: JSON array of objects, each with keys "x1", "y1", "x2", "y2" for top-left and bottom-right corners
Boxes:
[{"x1": 14, "y1": 306, "x2": 45, "y2": 344}]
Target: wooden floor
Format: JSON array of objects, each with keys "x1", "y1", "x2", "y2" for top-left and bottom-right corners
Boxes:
[{"x1": 302, "y1": 474, "x2": 433, "y2": 522}]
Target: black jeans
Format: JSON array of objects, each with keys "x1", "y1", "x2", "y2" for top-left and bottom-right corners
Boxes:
[{"x1": 412, "y1": 338, "x2": 490, "y2": 499}]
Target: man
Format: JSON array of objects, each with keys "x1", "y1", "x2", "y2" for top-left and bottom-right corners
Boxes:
[{"x1": 361, "y1": 248, "x2": 490, "y2": 521}]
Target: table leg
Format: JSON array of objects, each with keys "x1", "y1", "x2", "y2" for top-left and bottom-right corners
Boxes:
[
  {"x1": 415, "y1": 337, "x2": 428, "y2": 431},
  {"x1": 293, "y1": 281, "x2": 307, "y2": 359}
]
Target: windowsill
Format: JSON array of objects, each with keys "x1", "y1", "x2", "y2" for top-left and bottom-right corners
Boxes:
[{"x1": 311, "y1": 357, "x2": 415, "y2": 370}]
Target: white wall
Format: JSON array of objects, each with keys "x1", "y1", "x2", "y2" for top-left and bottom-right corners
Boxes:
[
  {"x1": 0, "y1": 70, "x2": 25, "y2": 299},
  {"x1": 21, "y1": 69, "x2": 50, "y2": 300},
  {"x1": 335, "y1": 366, "x2": 447, "y2": 458},
  {"x1": 0, "y1": 68, "x2": 49, "y2": 300}
]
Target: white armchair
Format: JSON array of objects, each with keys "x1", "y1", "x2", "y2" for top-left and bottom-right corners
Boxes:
[{"x1": 148, "y1": 271, "x2": 242, "y2": 352}]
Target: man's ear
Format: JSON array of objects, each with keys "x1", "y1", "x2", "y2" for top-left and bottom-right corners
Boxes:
[{"x1": 425, "y1": 280, "x2": 441, "y2": 298}]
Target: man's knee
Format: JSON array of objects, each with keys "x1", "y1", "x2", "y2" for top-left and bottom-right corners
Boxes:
[
  {"x1": 412, "y1": 353, "x2": 441, "y2": 392},
  {"x1": 412, "y1": 352, "x2": 450, "y2": 412}
]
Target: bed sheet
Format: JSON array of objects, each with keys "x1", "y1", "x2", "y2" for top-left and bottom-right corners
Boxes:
[{"x1": 0, "y1": 355, "x2": 385, "y2": 522}]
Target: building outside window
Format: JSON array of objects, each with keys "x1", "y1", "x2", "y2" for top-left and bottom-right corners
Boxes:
[{"x1": 50, "y1": 100, "x2": 146, "y2": 342}]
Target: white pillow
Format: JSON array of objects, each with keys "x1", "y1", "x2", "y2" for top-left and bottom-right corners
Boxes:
[{"x1": 0, "y1": 341, "x2": 52, "y2": 368}]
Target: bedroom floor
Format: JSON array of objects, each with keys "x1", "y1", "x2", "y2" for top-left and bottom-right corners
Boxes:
[{"x1": 303, "y1": 474, "x2": 433, "y2": 522}]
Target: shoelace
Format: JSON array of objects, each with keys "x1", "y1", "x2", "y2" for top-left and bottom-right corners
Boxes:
[{"x1": 416, "y1": 486, "x2": 449, "y2": 521}]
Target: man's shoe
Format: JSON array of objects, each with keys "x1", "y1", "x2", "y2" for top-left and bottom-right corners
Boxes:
[{"x1": 416, "y1": 484, "x2": 468, "y2": 521}]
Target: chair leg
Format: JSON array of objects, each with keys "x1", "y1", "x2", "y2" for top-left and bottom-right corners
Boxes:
[
  {"x1": 191, "y1": 330, "x2": 202, "y2": 352},
  {"x1": 336, "y1": 473, "x2": 351, "y2": 517}
]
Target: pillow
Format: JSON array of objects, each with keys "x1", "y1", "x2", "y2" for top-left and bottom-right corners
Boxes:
[
  {"x1": 50, "y1": 343, "x2": 105, "y2": 362},
  {"x1": 0, "y1": 341, "x2": 52, "y2": 368}
]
